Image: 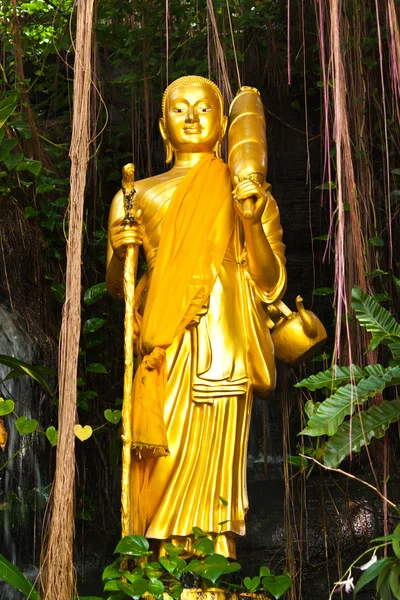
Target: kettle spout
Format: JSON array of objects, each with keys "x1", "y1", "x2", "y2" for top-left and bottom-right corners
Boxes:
[{"x1": 296, "y1": 296, "x2": 318, "y2": 338}]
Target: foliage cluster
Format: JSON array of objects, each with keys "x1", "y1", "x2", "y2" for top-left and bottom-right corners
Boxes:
[{"x1": 0, "y1": 528, "x2": 291, "y2": 600}]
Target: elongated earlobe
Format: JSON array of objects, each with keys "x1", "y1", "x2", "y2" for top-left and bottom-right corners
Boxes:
[{"x1": 159, "y1": 117, "x2": 174, "y2": 164}]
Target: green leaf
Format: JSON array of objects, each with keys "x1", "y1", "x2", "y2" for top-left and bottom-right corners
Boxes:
[
  {"x1": 0, "y1": 355, "x2": 53, "y2": 395},
  {"x1": 164, "y1": 543, "x2": 185, "y2": 556},
  {"x1": 219, "y1": 495, "x2": 228, "y2": 506},
  {"x1": 25, "y1": 207, "x2": 40, "y2": 218},
  {"x1": 287, "y1": 455, "x2": 309, "y2": 469},
  {"x1": 354, "y1": 557, "x2": 395, "y2": 596},
  {"x1": 0, "y1": 399, "x2": 14, "y2": 416},
  {"x1": 0, "y1": 554, "x2": 40, "y2": 600},
  {"x1": 192, "y1": 537, "x2": 215, "y2": 555},
  {"x1": 324, "y1": 398, "x2": 400, "y2": 467},
  {"x1": 352, "y1": 286, "x2": 400, "y2": 357},
  {"x1": 159, "y1": 555, "x2": 186, "y2": 575},
  {"x1": 83, "y1": 318, "x2": 106, "y2": 334},
  {"x1": 16, "y1": 160, "x2": 42, "y2": 177},
  {"x1": 369, "y1": 269, "x2": 388, "y2": 278},
  {"x1": 392, "y1": 524, "x2": 400, "y2": 561},
  {"x1": 15, "y1": 416, "x2": 38, "y2": 435},
  {"x1": 104, "y1": 409, "x2": 122, "y2": 425},
  {"x1": 0, "y1": 94, "x2": 19, "y2": 128},
  {"x1": 312, "y1": 287, "x2": 334, "y2": 296},
  {"x1": 244, "y1": 576, "x2": 260, "y2": 592},
  {"x1": 114, "y1": 535, "x2": 151, "y2": 557},
  {"x1": 315, "y1": 181, "x2": 336, "y2": 190},
  {"x1": 368, "y1": 236, "x2": 384, "y2": 247},
  {"x1": 117, "y1": 579, "x2": 149, "y2": 598},
  {"x1": 261, "y1": 574, "x2": 292, "y2": 599},
  {"x1": 36, "y1": 183, "x2": 56, "y2": 194},
  {"x1": 389, "y1": 562, "x2": 400, "y2": 599},
  {"x1": 45, "y1": 426, "x2": 58, "y2": 446},
  {"x1": 313, "y1": 234, "x2": 329, "y2": 241},
  {"x1": 192, "y1": 526, "x2": 204, "y2": 538},
  {"x1": 295, "y1": 364, "x2": 368, "y2": 391},
  {"x1": 300, "y1": 367, "x2": 400, "y2": 437},
  {"x1": 184, "y1": 554, "x2": 241, "y2": 584},
  {"x1": 102, "y1": 563, "x2": 122, "y2": 582},
  {"x1": 148, "y1": 579, "x2": 164, "y2": 599},
  {"x1": 168, "y1": 581, "x2": 183, "y2": 599},
  {"x1": 4, "y1": 152, "x2": 23, "y2": 170},
  {"x1": 87, "y1": 363, "x2": 108, "y2": 374},
  {"x1": 51, "y1": 283, "x2": 66, "y2": 302},
  {"x1": 84, "y1": 282, "x2": 108, "y2": 305},
  {"x1": 259, "y1": 566, "x2": 271, "y2": 577}
]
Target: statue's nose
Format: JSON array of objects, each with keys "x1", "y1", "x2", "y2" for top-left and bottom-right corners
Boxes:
[{"x1": 185, "y1": 105, "x2": 199, "y2": 123}]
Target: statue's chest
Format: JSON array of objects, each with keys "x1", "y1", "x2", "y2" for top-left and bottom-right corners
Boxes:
[{"x1": 139, "y1": 178, "x2": 180, "y2": 257}]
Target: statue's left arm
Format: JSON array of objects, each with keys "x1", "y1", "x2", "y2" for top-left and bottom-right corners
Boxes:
[{"x1": 234, "y1": 178, "x2": 286, "y2": 303}]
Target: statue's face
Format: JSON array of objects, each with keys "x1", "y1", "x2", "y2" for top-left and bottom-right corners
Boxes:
[{"x1": 163, "y1": 83, "x2": 224, "y2": 154}]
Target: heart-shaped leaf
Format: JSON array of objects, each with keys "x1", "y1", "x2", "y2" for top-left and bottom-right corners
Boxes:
[
  {"x1": 104, "y1": 409, "x2": 122, "y2": 425},
  {"x1": 117, "y1": 579, "x2": 149, "y2": 598},
  {"x1": 115, "y1": 535, "x2": 151, "y2": 557},
  {"x1": 148, "y1": 578, "x2": 164, "y2": 599},
  {"x1": 244, "y1": 576, "x2": 261, "y2": 592},
  {"x1": 260, "y1": 566, "x2": 271, "y2": 577},
  {"x1": 184, "y1": 554, "x2": 241, "y2": 584},
  {"x1": 0, "y1": 399, "x2": 14, "y2": 416},
  {"x1": 102, "y1": 563, "x2": 122, "y2": 582},
  {"x1": 74, "y1": 424, "x2": 93, "y2": 441},
  {"x1": 164, "y1": 542, "x2": 185, "y2": 556},
  {"x1": 193, "y1": 537, "x2": 215, "y2": 555},
  {"x1": 262, "y1": 574, "x2": 292, "y2": 599},
  {"x1": 160, "y1": 555, "x2": 186, "y2": 575},
  {"x1": 15, "y1": 416, "x2": 38, "y2": 435},
  {"x1": 46, "y1": 426, "x2": 58, "y2": 446}
]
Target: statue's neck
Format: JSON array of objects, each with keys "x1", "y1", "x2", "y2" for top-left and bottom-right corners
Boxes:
[{"x1": 173, "y1": 151, "x2": 213, "y2": 168}]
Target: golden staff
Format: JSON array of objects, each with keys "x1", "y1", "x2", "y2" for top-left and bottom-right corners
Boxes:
[{"x1": 121, "y1": 163, "x2": 139, "y2": 538}]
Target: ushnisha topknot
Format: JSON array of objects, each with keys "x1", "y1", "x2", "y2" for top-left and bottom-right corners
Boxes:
[{"x1": 162, "y1": 76, "x2": 224, "y2": 119}]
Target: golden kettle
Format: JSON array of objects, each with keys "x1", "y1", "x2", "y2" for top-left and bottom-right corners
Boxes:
[{"x1": 268, "y1": 296, "x2": 327, "y2": 366}]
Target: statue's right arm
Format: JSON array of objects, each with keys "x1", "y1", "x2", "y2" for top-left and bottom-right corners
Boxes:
[
  {"x1": 106, "y1": 188, "x2": 143, "y2": 299},
  {"x1": 106, "y1": 190, "x2": 125, "y2": 299}
]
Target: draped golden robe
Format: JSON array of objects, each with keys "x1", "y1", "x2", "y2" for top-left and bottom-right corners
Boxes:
[{"x1": 107, "y1": 159, "x2": 286, "y2": 557}]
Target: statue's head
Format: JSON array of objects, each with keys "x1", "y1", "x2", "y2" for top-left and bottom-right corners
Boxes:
[{"x1": 159, "y1": 75, "x2": 228, "y2": 163}]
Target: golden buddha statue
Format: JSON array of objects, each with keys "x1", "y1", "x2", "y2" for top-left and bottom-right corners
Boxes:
[{"x1": 106, "y1": 76, "x2": 287, "y2": 559}]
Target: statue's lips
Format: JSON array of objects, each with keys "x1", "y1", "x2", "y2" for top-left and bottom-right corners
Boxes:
[{"x1": 183, "y1": 126, "x2": 202, "y2": 134}]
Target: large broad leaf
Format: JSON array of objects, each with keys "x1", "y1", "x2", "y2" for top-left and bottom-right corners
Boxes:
[
  {"x1": 295, "y1": 364, "x2": 368, "y2": 391},
  {"x1": 352, "y1": 286, "x2": 400, "y2": 357},
  {"x1": 354, "y1": 557, "x2": 396, "y2": 597},
  {"x1": 0, "y1": 554, "x2": 41, "y2": 600},
  {"x1": 0, "y1": 354, "x2": 53, "y2": 395},
  {"x1": 324, "y1": 398, "x2": 400, "y2": 468},
  {"x1": 300, "y1": 367, "x2": 400, "y2": 437},
  {"x1": 0, "y1": 94, "x2": 19, "y2": 128},
  {"x1": 184, "y1": 554, "x2": 241, "y2": 584},
  {"x1": 114, "y1": 535, "x2": 151, "y2": 557}
]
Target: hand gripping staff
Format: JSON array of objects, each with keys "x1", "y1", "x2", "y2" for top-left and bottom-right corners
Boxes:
[{"x1": 120, "y1": 163, "x2": 140, "y2": 537}]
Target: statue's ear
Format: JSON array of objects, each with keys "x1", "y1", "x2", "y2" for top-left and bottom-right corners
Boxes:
[
  {"x1": 159, "y1": 118, "x2": 173, "y2": 164},
  {"x1": 214, "y1": 115, "x2": 228, "y2": 159},
  {"x1": 221, "y1": 115, "x2": 228, "y2": 138}
]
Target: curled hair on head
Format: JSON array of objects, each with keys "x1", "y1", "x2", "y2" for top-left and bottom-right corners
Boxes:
[{"x1": 162, "y1": 76, "x2": 224, "y2": 119}]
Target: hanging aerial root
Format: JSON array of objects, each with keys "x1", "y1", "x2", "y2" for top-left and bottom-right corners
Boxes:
[{"x1": 40, "y1": 0, "x2": 95, "y2": 598}]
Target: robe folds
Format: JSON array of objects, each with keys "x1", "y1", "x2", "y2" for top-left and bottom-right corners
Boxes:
[{"x1": 126, "y1": 156, "x2": 287, "y2": 554}]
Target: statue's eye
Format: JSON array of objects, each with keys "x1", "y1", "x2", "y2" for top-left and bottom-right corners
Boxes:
[
  {"x1": 173, "y1": 108, "x2": 183, "y2": 113},
  {"x1": 198, "y1": 106, "x2": 211, "y2": 113}
]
